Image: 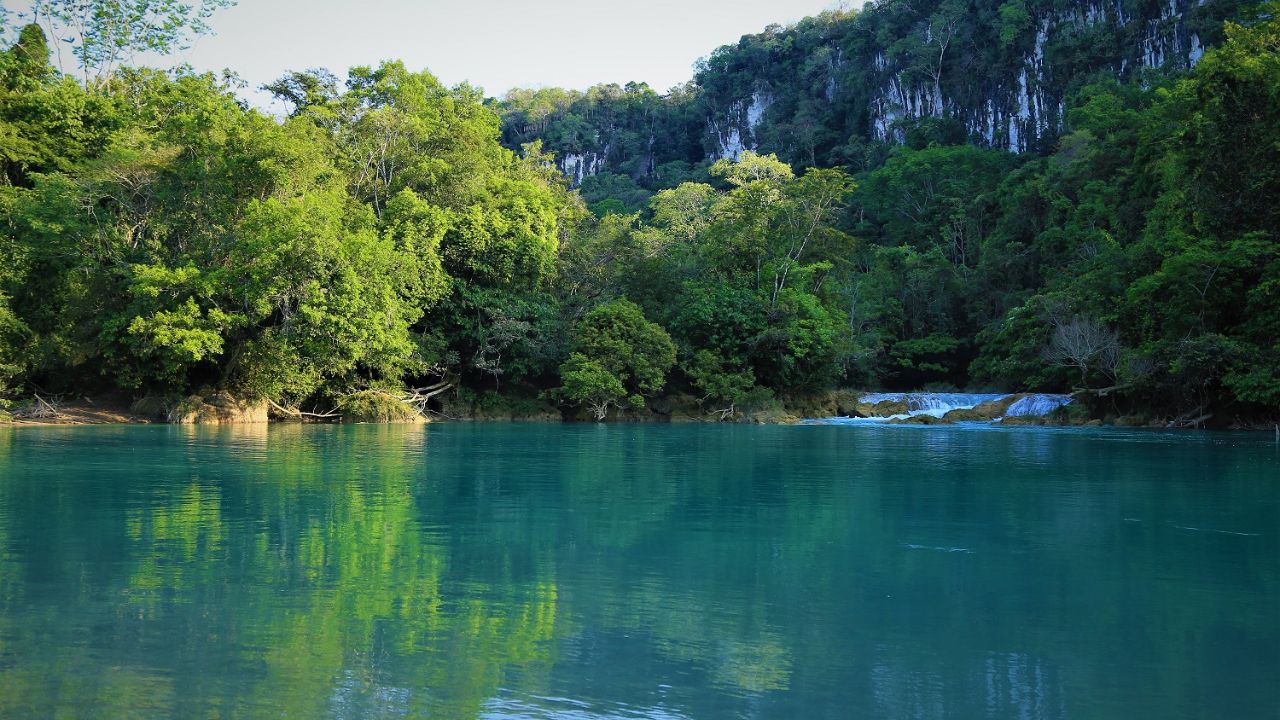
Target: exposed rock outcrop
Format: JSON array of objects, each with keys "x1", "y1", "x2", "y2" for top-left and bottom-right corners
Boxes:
[
  {"x1": 169, "y1": 392, "x2": 268, "y2": 425},
  {"x1": 943, "y1": 395, "x2": 1022, "y2": 421},
  {"x1": 888, "y1": 413, "x2": 948, "y2": 425},
  {"x1": 853, "y1": 399, "x2": 911, "y2": 418}
]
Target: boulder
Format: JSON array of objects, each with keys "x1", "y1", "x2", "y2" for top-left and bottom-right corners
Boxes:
[
  {"x1": 854, "y1": 399, "x2": 910, "y2": 418},
  {"x1": 169, "y1": 392, "x2": 268, "y2": 425},
  {"x1": 129, "y1": 396, "x2": 171, "y2": 421},
  {"x1": 889, "y1": 413, "x2": 949, "y2": 425},
  {"x1": 969, "y1": 394, "x2": 1023, "y2": 419},
  {"x1": 942, "y1": 408, "x2": 994, "y2": 422},
  {"x1": 784, "y1": 393, "x2": 838, "y2": 419},
  {"x1": 832, "y1": 390, "x2": 863, "y2": 417},
  {"x1": 753, "y1": 410, "x2": 801, "y2": 425}
]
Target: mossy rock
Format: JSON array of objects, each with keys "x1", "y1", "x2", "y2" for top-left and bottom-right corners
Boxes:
[
  {"x1": 337, "y1": 391, "x2": 423, "y2": 424},
  {"x1": 783, "y1": 393, "x2": 838, "y2": 419},
  {"x1": 832, "y1": 389, "x2": 863, "y2": 417},
  {"x1": 130, "y1": 396, "x2": 173, "y2": 420},
  {"x1": 751, "y1": 408, "x2": 801, "y2": 424},
  {"x1": 969, "y1": 395, "x2": 1022, "y2": 419},
  {"x1": 1114, "y1": 414, "x2": 1151, "y2": 427},
  {"x1": 943, "y1": 408, "x2": 994, "y2": 422},
  {"x1": 0, "y1": 409, "x2": 12, "y2": 424},
  {"x1": 889, "y1": 413, "x2": 949, "y2": 425},
  {"x1": 999, "y1": 415, "x2": 1045, "y2": 426},
  {"x1": 854, "y1": 399, "x2": 910, "y2": 417},
  {"x1": 169, "y1": 392, "x2": 268, "y2": 424}
]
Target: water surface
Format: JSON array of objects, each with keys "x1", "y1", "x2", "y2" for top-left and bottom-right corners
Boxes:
[{"x1": 0, "y1": 423, "x2": 1276, "y2": 718}]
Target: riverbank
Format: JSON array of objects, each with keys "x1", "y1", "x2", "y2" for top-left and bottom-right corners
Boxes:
[
  {"x1": 0, "y1": 401, "x2": 155, "y2": 426},
  {"x1": 5, "y1": 389, "x2": 1273, "y2": 431},
  {"x1": 437, "y1": 389, "x2": 1276, "y2": 430}
]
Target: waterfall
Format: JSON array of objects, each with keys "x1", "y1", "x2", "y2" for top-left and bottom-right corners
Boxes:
[
  {"x1": 906, "y1": 393, "x2": 1006, "y2": 417},
  {"x1": 1004, "y1": 394, "x2": 1073, "y2": 417},
  {"x1": 804, "y1": 392, "x2": 1076, "y2": 425},
  {"x1": 859, "y1": 392, "x2": 1008, "y2": 418}
]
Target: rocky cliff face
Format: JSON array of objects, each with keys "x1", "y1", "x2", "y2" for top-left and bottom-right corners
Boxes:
[
  {"x1": 561, "y1": 150, "x2": 608, "y2": 186},
  {"x1": 710, "y1": 90, "x2": 772, "y2": 161},
  {"x1": 855, "y1": 0, "x2": 1218, "y2": 153},
  {"x1": 500, "y1": 0, "x2": 1247, "y2": 185}
]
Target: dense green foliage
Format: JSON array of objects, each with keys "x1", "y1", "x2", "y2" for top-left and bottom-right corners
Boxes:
[
  {"x1": 557, "y1": 298, "x2": 676, "y2": 419},
  {"x1": 0, "y1": 18, "x2": 582, "y2": 415},
  {"x1": 0, "y1": 1, "x2": 1277, "y2": 424}
]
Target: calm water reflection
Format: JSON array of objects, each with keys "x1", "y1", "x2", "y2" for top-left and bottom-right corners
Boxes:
[{"x1": 0, "y1": 423, "x2": 1276, "y2": 718}]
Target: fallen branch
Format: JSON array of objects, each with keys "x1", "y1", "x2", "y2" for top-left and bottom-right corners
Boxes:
[
  {"x1": 268, "y1": 381, "x2": 455, "y2": 422},
  {"x1": 708, "y1": 404, "x2": 736, "y2": 422},
  {"x1": 15, "y1": 393, "x2": 64, "y2": 420},
  {"x1": 348, "y1": 383, "x2": 454, "y2": 418},
  {"x1": 268, "y1": 399, "x2": 342, "y2": 420},
  {"x1": 1168, "y1": 411, "x2": 1212, "y2": 429},
  {"x1": 398, "y1": 382, "x2": 454, "y2": 414}
]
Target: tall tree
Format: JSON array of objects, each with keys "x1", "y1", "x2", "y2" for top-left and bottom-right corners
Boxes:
[{"x1": 15, "y1": 0, "x2": 235, "y2": 85}]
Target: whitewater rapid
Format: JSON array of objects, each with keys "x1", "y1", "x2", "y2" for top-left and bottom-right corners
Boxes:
[{"x1": 811, "y1": 392, "x2": 1073, "y2": 425}]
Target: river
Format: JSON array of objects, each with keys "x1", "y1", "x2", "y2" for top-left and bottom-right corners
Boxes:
[{"x1": 0, "y1": 423, "x2": 1275, "y2": 718}]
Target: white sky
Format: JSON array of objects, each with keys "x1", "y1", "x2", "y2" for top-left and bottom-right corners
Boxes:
[{"x1": 5, "y1": 0, "x2": 842, "y2": 109}]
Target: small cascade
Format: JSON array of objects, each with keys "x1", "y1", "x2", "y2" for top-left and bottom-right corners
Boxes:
[
  {"x1": 805, "y1": 392, "x2": 1076, "y2": 425},
  {"x1": 1004, "y1": 394, "x2": 1073, "y2": 417},
  {"x1": 909, "y1": 393, "x2": 1006, "y2": 417},
  {"x1": 859, "y1": 392, "x2": 1008, "y2": 418}
]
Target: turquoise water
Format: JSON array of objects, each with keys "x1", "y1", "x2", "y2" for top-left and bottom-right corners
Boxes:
[{"x1": 0, "y1": 423, "x2": 1276, "y2": 718}]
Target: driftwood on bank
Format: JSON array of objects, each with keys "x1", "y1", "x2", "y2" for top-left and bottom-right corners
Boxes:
[
  {"x1": 399, "y1": 381, "x2": 454, "y2": 413},
  {"x1": 1168, "y1": 411, "x2": 1213, "y2": 429},
  {"x1": 13, "y1": 393, "x2": 64, "y2": 420},
  {"x1": 267, "y1": 399, "x2": 342, "y2": 420},
  {"x1": 27, "y1": 394, "x2": 63, "y2": 419},
  {"x1": 267, "y1": 381, "x2": 453, "y2": 422}
]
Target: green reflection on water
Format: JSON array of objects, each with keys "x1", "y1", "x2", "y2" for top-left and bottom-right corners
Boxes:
[{"x1": 0, "y1": 423, "x2": 1276, "y2": 719}]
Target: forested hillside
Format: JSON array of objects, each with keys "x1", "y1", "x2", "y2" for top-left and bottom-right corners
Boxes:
[
  {"x1": 499, "y1": 0, "x2": 1248, "y2": 190},
  {"x1": 0, "y1": 0, "x2": 1277, "y2": 426}
]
